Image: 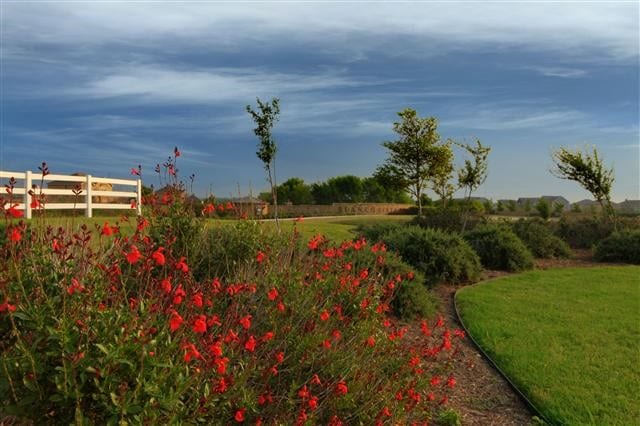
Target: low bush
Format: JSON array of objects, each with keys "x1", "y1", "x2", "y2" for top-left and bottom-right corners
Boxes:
[
  {"x1": 356, "y1": 221, "x2": 404, "y2": 243},
  {"x1": 554, "y1": 216, "x2": 640, "y2": 249},
  {"x1": 1, "y1": 219, "x2": 463, "y2": 425},
  {"x1": 511, "y1": 219, "x2": 572, "y2": 259},
  {"x1": 379, "y1": 226, "x2": 482, "y2": 285},
  {"x1": 593, "y1": 230, "x2": 640, "y2": 264},
  {"x1": 412, "y1": 209, "x2": 484, "y2": 233},
  {"x1": 464, "y1": 224, "x2": 534, "y2": 272}
]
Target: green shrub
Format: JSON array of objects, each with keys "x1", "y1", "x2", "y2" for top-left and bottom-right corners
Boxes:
[
  {"x1": 342, "y1": 245, "x2": 437, "y2": 319},
  {"x1": 512, "y1": 219, "x2": 572, "y2": 259},
  {"x1": 380, "y1": 226, "x2": 482, "y2": 285},
  {"x1": 191, "y1": 220, "x2": 291, "y2": 280},
  {"x1": 555, "y1": 217, "x2": 640, "y2": 249},
  {"x1": 464, "y1": 224, "x2": 534, "y2": 271},
  {"x1": 413, "y1": 208, "x2": 484, "y2": 233},
  {"x1": 356, "y1": 221, "x2": 404, "y2": 243},
  {"x1": 594, "y1": 230, "x2": 640, "y2": 264}
]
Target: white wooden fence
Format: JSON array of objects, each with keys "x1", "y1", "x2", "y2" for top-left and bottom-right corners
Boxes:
[{"x1": 0, "y1": 170, "x2": 142, "y2": 219}]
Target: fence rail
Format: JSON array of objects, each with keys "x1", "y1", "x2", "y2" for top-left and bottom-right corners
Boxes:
[{"x1": 1, "y1": 170, "x2": 142, "y2": 218}]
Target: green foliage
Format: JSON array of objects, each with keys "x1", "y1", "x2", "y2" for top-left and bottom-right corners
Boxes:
[
  {"x1": 511, "y1": 219, "x2": 572, "y2": 259},
  {"x1": 191, "y1": 220, "x2": 292, "y2": 280},
  {"x1": 464, "y1": 224, "x2": 534, "y2": 271},
  {"x1": 551, "y1": 146, "x2": 615, "y2": 219},
  {"x1": 379, "y1": 225, "x2": 482, "y2": 285},
  {"x1": 276, "y1": 177, "x2": 314, "y2": 204},
  {"x1": 435, "y1": 408, "x2": 463, "y2": 426},
  {"x1": 310, "y1": 174, "x2": 409, "y2": 205},
  {"x1": 378, "y1": 109, "x2": 452, "y2": 216},
  {"x1": 342, "y1": 244, "x2": 437, "y2": 319},
  {"x1": 554, "y1": 217, "x2": 615, "y2": 249},
  {"x1": 535, "y1": 198, "x2": 551, "y2": 220},
  {"x1": 593, "y1": 230, "x2": 640, "y2": 264},
  {"x1": 457, "y1": 140, "x2": 491, "y2": 231},
  {"x1": 412, "y1": 207, "x2": 484, "y2": 233},
  {"x1": 356, "y1": 221, "x2": 404, "y2": 243}
]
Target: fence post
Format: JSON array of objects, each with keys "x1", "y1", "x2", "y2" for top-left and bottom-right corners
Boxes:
[
  {"x1": 136, "y1": 178, "x2": 142, "y2": 216},
  {"x1": 25, "y1": 170, "x2": 32, "y2": 219},
  {"x1": 86, "y1": 175, "x2": 93, "y2": 218}
]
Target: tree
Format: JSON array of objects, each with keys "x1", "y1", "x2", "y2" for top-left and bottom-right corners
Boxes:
[
  {"x1": 457, "y1": 139, "x2": 491, "y2": 232},
  {"x1": 430, "y1": 141, "x2": 456, "y2": 208},
  {"x1": 378, "y1": 109, "x2": 449, "y2": 216},
  {"x1": 246, "y1": 98, "x2": 281, "y2": 227},
  {"x1": 277, "y1": 177, "x2": 313, "y2": 205},
  {"x1": 551, "y1": 146, "x2": 615, "y2": 221},
  {"x1": 536, "y1": 198, "x2": 551, "y2": 220}
]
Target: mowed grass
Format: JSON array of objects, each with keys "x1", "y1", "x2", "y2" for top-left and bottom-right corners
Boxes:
[
  {"x1": 456, "y1": 267, "x2": 640, "y2": 425},
  {"x1": 12, "y1": 214, "x2": 413, "y2": 244},
  {"x1": 267, "y1": 215, "x2": 413, "y2": 241}
]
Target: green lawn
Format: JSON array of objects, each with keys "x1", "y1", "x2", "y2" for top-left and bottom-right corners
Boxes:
[
  {"x1": 11, "y1": 214, "x2": 413, "y2": 244},
  {"x1": 456, "y1": 267, "x2": 640, "y2": 425},
  {"x1": 266, "y1": 215, "x2": 413, "y2": 242}
]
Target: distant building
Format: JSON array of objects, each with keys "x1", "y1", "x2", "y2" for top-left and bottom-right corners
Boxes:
[{"x1": 231, "y1": 196, "x2": 269, "y2": 218}]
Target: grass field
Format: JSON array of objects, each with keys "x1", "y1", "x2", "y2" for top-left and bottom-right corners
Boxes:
[
  {"x1": 456, "y1": 267, "x2": 640, "y2": 425},
  {"x1": 9, "y1": 214, "x2": 413, "y2": 243}
]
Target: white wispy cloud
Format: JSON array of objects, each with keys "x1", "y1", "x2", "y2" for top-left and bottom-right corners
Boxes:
[
  {"x1": 3, "y1": 2, "x2": 638, "y2": 62},
  {"x1": 55, "y1": 65, "x2": 368, "y2": 104},
  {"x1": 525, "y1": 67, "x2": 588, "y2": 78}
]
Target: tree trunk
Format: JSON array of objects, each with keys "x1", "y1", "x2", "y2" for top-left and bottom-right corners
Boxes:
[
  {"x1": 416, "y1": 184, "x2": 423, "y2": 217},
  {"x1": 461, "y1": 189, "x2": 472, "y2": 233},
  {"x1": 270, "y1": 162, "x2": 280, "y2": 230}
]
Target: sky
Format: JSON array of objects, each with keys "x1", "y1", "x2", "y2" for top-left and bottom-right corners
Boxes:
[{"x1": 1, "y1": 1, "x2": 638, "y2": 202}]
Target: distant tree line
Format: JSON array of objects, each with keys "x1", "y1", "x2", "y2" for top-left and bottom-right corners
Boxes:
[{"x1": 259, "y1": 174, "x2": 412, "y2": 205}]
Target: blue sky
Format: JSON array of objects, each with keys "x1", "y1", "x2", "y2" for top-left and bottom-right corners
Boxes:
[{"x1": 1, "y1": 1, "x2": 638, "y2": 202}]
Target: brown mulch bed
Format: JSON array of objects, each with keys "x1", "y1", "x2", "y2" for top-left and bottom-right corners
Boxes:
[{"x1": 425, "y1": 249, "x2": 607, "y2": 425}]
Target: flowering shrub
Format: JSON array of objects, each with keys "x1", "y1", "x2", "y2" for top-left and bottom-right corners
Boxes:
[{"x1": 1, "y1": 157, "x2": 464, "y2": 424}]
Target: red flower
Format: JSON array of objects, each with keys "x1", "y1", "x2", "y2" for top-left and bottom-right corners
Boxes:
[
  {"x1": 173, "y1": 285, "x2": 186, "y2": 305},
  {"x1": 208, "y1": 341, "x2": 223, "y2": 357},
  {"x1": 8, "y1": 227, "x2": 22, "y2": 243},
  {"x1": 161, "y1": 278, "x2": 172, "y2": 294},
  {"x1": 308, "y1": 396, "x2": 318, "y2": 410},
  {"x1": 380, "y1": 406, "x2": 392, "y2": 417},
  {"x1": 262, "y1": 331, "x2": 274, "y2": 341},
  {"x1": 136, "y1": 217, "x2": 149, "y2": 231},
  {"x1": 125, "y1": 245, "x2": 142, "y2": 264},
  {"x1": 101, "y1": 222, "x2": 113, "y2": 236},
  {"x1": 30, "y1": 197, "x2": 41, "y2": 209},
  {"x1": 335, "y1": 381, "x2": 348, "y2": 396},
  {"x1": 193, "y1": 315, "x2": 207, "y2": 333},
  {"x1": 169, "y1": 311, "x2": 183, "y2": 332},
  {"x1": 320, "y1": 310, "x2": 330, "y2": 321},
  {"x1": 366, "y1": 336, "x2": 376, "y2": 347},
  {"x1": 436, "y1": 316, "x2": 445, "y2": 327},
  {"x1": 277, "y1": 302, "x2": 285, "y2": 312},
  {"x1": 174, "y1": 146, "x2": 181, "y2": 157},
  {"x1": 256, "y1": 251, "x2": 266, "y2": 263},
  {"x1": 447, "y1": 375, "x2": 457, "y2": 388},
  {"x1": 214, "y1": 377, "x2": 228, "y2": 393},
  {"x1": 151, "y1": 247, "x2": 165, "y2": 266},
  {"x1": 7, "y1": 205, "x2": 23, "y2": 218},
  {"x1": 239, "y1": 315, "x2": 252, "y2": 330},
  {"x1": 298, "y1": 385, "x2": 310, "y2": 399},
  {"x1": 322, "y1": 339, "x2": 331, "y2": 349},
  {"x1": 130, "y1": 167, "x2": 141, "y2": 176},
  {"x1": 244, "y1": 335, "x2": 256, "y2": 352},
  {"x1": 234, "y1": 408, "x2": 245, "y2": 423},
  {"x1": 430, "y1": 375, "x2": 441, "y2": 386},
  {"x1": 310, "y1": 374, "x2": 321, "y2": 385},
  {"x1": 183, "y1": 342, "x2": 202, "y2": 362},
  {"x1": 186, "y1": 293, "x2": 200, "y2": 308},
  {"x1": 176, "y1": 257, "x2": 189, "y2": 273},
  {"x1": 275, "y1": 351, "x2": 285, "y2": 363},
  {"x1": 267, "y1": 287, "x2": 278, "y2": 301},
  {"x1": 67, "y1": 277, "x2": 85, "y2": 295},
  {"x1": 0, "y1": 300, "x2": 17, "y2": 313}
]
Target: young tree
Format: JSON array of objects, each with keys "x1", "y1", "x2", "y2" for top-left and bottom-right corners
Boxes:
[
  {"x1": 551, "y1": 146, "x2": 615, "y2": 221},
  {"x1": 430, "y1": 141, "x2": 456, "y2": 208},
  {"x1": 457, "y1": 139, "x2": 491, "y2": 232},
  {"x1": 246, "y1": 98, "x2": 281, "y2": 227},
  {"x1": 535, "y1": 198, "x2": 551, "y2": 220},
  {"x1": 378, "y1": 109, "x2": 448, "y2": 216}
]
